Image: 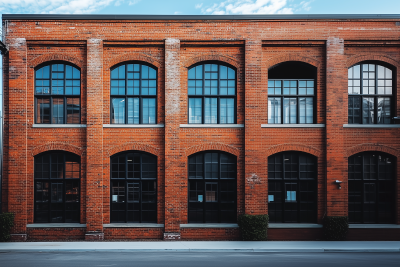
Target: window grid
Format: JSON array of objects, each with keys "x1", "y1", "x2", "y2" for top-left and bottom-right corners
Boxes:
[
  {"x1": 110, "y1": 63, "x2": 157, "y2": 124},
  {"x1": 188, "y1": 63, "x2": 236, "y2": 124},
  {"x1": 35, "y1": 63, "x2": 81, "y2": 124},
  {"x1": 348, "y1": 63, "x2": 393, "y2": 124},
  {"x1": 268, "y1": 80, "x2": 315, "y2": 124}
]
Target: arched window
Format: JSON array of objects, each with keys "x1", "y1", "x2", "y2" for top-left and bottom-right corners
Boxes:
[
  {"x1": 34, "y1": 151, "x2": 80, "y2": 223},
  {"x1": 110, "y1": 63, "x2": 157, "y2": 124},
  {"x1": 268, "y1": 151, "x2": 317, "y2": 223},
  {"x1": 110, "y1": 152, "x2": 157, "y2": 223},
  {"x1": 35, "y1": 63, "x2": 81, "y2": 124},
  {"x1": 348, "y1": 152, "x2": 395, "y2": 223},
  {"x1": 268, "y1": 62, "x2": 316, "y2": 124},
  {"x1": 188, "y1": 151, "x2": 237, "y2": 223},
  {"x1": 348, "y1": 63, "x2": 394, "y2": 124},
  {"x1": 188, "y1": 63, "x2": 236, "y2": 124}
]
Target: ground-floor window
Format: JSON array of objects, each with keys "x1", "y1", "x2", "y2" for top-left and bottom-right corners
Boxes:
[
  {"x1": 268, "y1": 151, "x2": 317, "y2": 223},
  {"x1": 110, "y1": 151, "x2": 157, "y2": 223},
  {"x1": 34, "y1": 151, "x2": 80, "y2": 223},
  {"x1": 188, "y1": 151, "x2": 237, "y2": 223},
  {"x1": 348, "y1": 152, "x2": 395, "y2": 223}
]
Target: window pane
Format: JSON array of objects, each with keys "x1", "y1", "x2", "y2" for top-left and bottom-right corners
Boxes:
[
  {"x1": 36, "y1": 98, "x2": 51, "y2": 124},
  {"x1": 362, "y1": 97, "x2": 374, "y2": 124},
  {"x1": 205, "y1": 98, "x2": 218, "y2": 124},
  {"x1": 52, "y1": 98, "x2": 64, "y2": 124},
  {"x1": 268, "y1": 97, "x2": 281, "y2": 124},
  {"x1": 111, "y1": 98, "x2": 125, "y2": 124},
  {"x1": 189, "y1": 98, "x2": 202, "y2": 123},
  {"x1": 66, "y1": 98, "x2": 80, "y2": 124},
  {"x1": 142, "y1": 98, "x2": 156, "y2": 124},
  {"x1": 377, "y1": 98, "x2": 391, "y2": 124}
]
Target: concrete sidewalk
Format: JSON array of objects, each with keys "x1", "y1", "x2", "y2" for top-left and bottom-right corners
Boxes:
[{"x1": 0, "y1": 241, "x2": 400, "y2": 253}]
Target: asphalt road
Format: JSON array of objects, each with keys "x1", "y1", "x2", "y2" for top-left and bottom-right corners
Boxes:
[{"x1": 1, "y1": 252, "x2": 400, "y2": 267}]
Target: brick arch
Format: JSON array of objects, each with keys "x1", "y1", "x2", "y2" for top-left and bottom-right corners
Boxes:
[
  {"x1": 266, "y1": 143, "x2": 322, "y2": 158},
  {"x1": 30, "y1": 53, "x2": 83, "y2": 69},
  {"x1": 184, "y1": 53, "x2": 240, "y2": 69},
  {"x1": 345, "y1": 143, "x2": 399, "y2": 158},
  {"x1": 107, "y1": 52, "x2": 161, "y2": 70},
  {"x1": 346, "y1": 54, "x2": 399, "y2": 69},
  {"x1": 185, "y1": 142, "x2": 241, "y2": 157},
  {"x1": 107, "y1": 142, "x2": 160, "y2": 157},
  {"x1": 266, "y1": 54, "x2": 321, "y2": 69},
  {"x1": 31, "y1": 142, "x2": 84, "y2": 157}
]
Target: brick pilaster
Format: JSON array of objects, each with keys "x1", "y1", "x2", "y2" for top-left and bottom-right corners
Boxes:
[
  {"x1": 164, "y1": 39, "x2": 182, "y2": 239},
  {"x1": 85, "y1": 39, "x2": 104, "y2": 239}
]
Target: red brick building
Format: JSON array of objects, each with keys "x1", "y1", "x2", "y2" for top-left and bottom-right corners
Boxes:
[{"x1": 1, "y1": 14, "x2": 400, "y2": 241}]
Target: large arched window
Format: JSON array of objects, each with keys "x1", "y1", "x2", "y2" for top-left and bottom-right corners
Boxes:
[
  {"x1": 268, "y1": 151, "x2": 317, "y2": 223},
  {"x1": 110, "y1": 63, "x2": 157, "y2": 124},
  {"x1": 268, "y1": 62, "x2": 316, "y2": 124},
  {"x1": 34, "y1": 151, "x2": 80, "y2": 223},
  {"x1": 348, "y1": 63, "x2": 394, "y2": 124},
  {"x1": 348, "y1": 152, "x2": 395, "y2": 223},
  {"x1": 35, "y1": 63, "x2": 81, "y2": 124},
  {"x1": 188, "y1": 63, "x2": 236, "y2": 124},
  {"x1": 110, "y1": 151, "x2": 157, "y2": 223},
  {"x1": 188, "y1": 151, "x2": 237, "y2": 223}
]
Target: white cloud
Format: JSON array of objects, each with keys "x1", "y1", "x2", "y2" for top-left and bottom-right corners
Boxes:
[
  {"x1": 174, "y1": 11, "x2": 182, "y2": 14},
  {"x1": 201, "y1": 0, "x2": 294, "y2": 15},
  {"x1": 0, "y1": 0, "x2": 125, "y2": 14},
  {"x1": 195, "y1": 3, "x2": 203, "y2": 9},
  {"x1": 129, "y1": 0, "x2": 141, "y2": 6}
]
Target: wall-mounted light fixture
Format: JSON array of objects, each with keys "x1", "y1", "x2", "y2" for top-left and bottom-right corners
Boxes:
[{"x1": 335, "y1": 180, "x2": 342, "y2": 189}]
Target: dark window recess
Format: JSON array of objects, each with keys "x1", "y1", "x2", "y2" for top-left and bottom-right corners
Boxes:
[
  {"x1": 348, "y1": 152, "x2": 395, "y2": 223},
  {"x1": 110, "y1": 152, "x2": 157, "y2": 223},
  {"x1": 34, "y1": 151, "x2": 80, "y2": 223},
  {"x1": 188, "y1": 63, "x2": 236, "y2": 124},
  {"x1": 348, "y1": 63, "x2": 393, "y2": 124},
  {"x1": 110, "y1": 63, "x2": 157, "y2": 124},
  {"x1": 188, "y1": 151, "x2": 237, "y2": 223},
  {"x1": 268, "y1": 152, "x2": 317, "y2": 223},
  {"x1": 35, "y1": 63, "x2": 81, "y2": 124}
]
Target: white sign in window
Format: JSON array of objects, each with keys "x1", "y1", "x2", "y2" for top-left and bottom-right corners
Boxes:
[{"x1": 268, "y1": 195, "x2": 274, "y2": 202}]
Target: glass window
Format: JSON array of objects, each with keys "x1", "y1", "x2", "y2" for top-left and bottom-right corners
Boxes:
[
  {"x1": 35, "y1": 63, "x2": 81, "y2": 124},
  {"x1": 348, "y1": 152, "x2": 395, "y2": 223},
  {"x1": 268, "y1": 152, "x2": 317, "y2": 223},
  {"x1": 188, "y1": 151, "x2": 236, "y2": 223},
  {"x1": 110, "y1": 152, "x2": 157, "y2": 223},
  {"x1": 348, "y1": 63, "x2": 393, "y2": 124},
  {"x1": 34, "y1": 152, "x2": 80, "y2": 223},
  {"x1": 111, "y1": 63, "x2": 157, "y2": 124},
  {"x1": 188, "y1": 63, "x2": 236, "y2": 124}
]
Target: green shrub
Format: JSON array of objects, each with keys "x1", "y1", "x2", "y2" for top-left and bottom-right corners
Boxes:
[
  {"x1": 0, "y1": 213, "x2": 15, "y2": 242},
  {"x1": 323, "y1": 216, "x2": 348, "y2": 241},
  {"x1": 237, "y1": 214, "x2": 269, "y2": 241}
]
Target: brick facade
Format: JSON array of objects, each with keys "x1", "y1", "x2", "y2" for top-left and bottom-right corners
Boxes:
[{"x1": 1, "y1": 15, "x2": 400, "y2": 241}]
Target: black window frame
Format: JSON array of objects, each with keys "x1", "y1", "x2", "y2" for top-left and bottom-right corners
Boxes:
[
  {"x1": 348, "y1": 62, "x2": 395, "y2": 124},
  {"x1": 188, "y1": 62, "x2": 237, "y2": 124},
  {"x1": 348, "y1": 152, "x2": 395, "y2": 224},
  {"x1": 34, "y1": 61, "x2": 81, "y2": 124},
  {"x1": 110, "y1": 62, "x2": 158, "y2": 124},
  {"x1": 268, "y1": 151, "x2": 317, "y2": 223},
  {"x1": 110, "y1": 151, "x2": 157, "y2": 223},
  {"x1": 34, "y1": 151, "x2": 81, "y2": 223},
  {"x1": 188, "y1": 151, "x2": 237, "y2": 223}
]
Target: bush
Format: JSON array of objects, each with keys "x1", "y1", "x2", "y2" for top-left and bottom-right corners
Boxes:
[
  {"x1": 0, "y1": 213, "x2": 15, "y2": 242},
  {"x1": 323, "y1": 216, "x2": 348, "y2": 241},
  {"x1": 237, "y1": 214, "x2": 269, "y2": 241}
]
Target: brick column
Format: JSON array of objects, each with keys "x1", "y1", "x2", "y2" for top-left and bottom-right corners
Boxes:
[
  {"x1": 244, "y1": 40, "x2": 268, "y2": 215},
  {"x1": 326, "y1": 37, "x2": 347, "y2": 216},
  {"x1": 164, "y1": 39, "x2": 182, "y2": 240},
  {"x1": 7, "y1": 38, "x2": 28, "y2": 241},
  {"x1": 85, "y1": 39, "x2": 104, "y2": 240}
]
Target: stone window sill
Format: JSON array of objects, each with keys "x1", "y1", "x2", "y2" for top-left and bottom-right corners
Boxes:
[
  {"x1": 103, "y1": 124, "x2": 164, "y2": 128},
  {"x1": 180, "y1": 124, "x2": 244, "y2": 128},
  {"x1": 268, "y1": 223, "x2": 323, "y2": 228},
  {"x1": 27, "y1": 223, "x2": 86, "y2": 228},
  {"x1": 32, "y1": 124, "x2": 86, "y2": 128},
  {"x1": 261, "y1": 124, "x2": 325, "y2": 128},
  {"x1": 103, "y1": 223, "x2": 164, "y2": 228},
  {"x1": 180, "y1": 223, "x2": 239, "y2": 228},
  {"x1": 343, "y1": 124, "x2": 400, "y2": 128},
  {"x1": 349, "y1": 224, "x2": 400, "y2": 229}
]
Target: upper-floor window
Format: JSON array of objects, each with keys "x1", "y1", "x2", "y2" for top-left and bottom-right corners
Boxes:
[
  {"x1": 35, "y1": 63, "x2": 81, "y2": 124},
  {"x1": 110, "y1": 63, "x2": 157, "y2": 124},
  {"x1": 188, "y1": 63, "x2": 236, "y2": 124},
  {"x1": 348, "y1": 63, "x2": 394, "y2": 124},
  {"x1": 268, "y1": 62, "x2": 316, "y2": 124}
]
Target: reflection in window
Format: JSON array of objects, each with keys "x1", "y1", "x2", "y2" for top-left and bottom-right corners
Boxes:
[
  {"x1": 111, "y1": 63, "x2": 157, "y2": 124},
  {"x1": 348, "y1": 63, "x2": 393, "y2": 124},
  {"x1": 34, "y1": 152, "x2": 80, "y2": 223},
  {"x1": 35, "y1": 63, "x2": 81, "y2": 124},
  {"x1": 188, "y1": 63, "x2": 236, "y2": 124}
]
